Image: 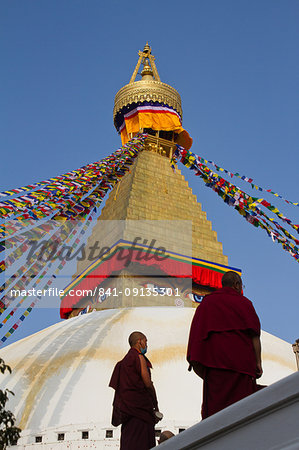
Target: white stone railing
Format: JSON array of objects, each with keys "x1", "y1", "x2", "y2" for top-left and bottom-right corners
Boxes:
[{"x1": 157, "y1": 372, "x2": 299, "y2": 450}]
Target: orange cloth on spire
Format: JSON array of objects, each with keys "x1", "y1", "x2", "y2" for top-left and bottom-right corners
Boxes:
[{"x1": 120, "y1": 106, "x2": 193, "y2": 150}]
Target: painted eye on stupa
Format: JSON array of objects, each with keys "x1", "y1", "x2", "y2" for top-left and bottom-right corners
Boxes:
[
  {"x1": 98, "y1": 293, "x2": 107, "y2": 302},
  {"x1": 186, "y1": 293, "x2": 204, "y2": 303},
  {"x1": 193, "y1": 294, "x2": 204, "y2": 303}
]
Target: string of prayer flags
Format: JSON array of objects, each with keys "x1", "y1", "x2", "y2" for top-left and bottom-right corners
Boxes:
[
  {"x1": 0, "y1": 135, "x2": 146, "y2": 246},
  {"x1": 0, "y1": 219, "x2": 77, "y2": 301},
  {"x1": 0, "y1": 209, "x2": 95, "y2": 328},
  {"x1": 1, "y1": 136, "x2": 145, "y2": 282},
  {"x1": 194, "y1": 153, "x2": 299, "y2": 207},
  {"x1": 173, "y1": 145, "x2": 299, "y2": 263},
  {"x1": 0, "y1": 136, "x2": 141, "y2": 199},
  {"x1": 0, "y1": 135, "x2": 146, "y2": 224},
  {"x1": 173, "y1": 146, "x2": 299, "y2": 239}
]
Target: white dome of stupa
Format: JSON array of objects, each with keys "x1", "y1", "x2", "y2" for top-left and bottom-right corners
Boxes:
[{"x1": 0, "y1": 307, "x2": 296, "y2": 449}]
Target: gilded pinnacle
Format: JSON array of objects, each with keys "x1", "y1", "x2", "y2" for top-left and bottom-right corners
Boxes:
[
  {"x1": 114, "y1": 44, "x2": 182, "y2": 122},
  {"x1": 143, "y1": 42, "x2": 151, "y2": 53},
  {"x1": 140, "y1": 58, "x2": 154, "y2": 80}
]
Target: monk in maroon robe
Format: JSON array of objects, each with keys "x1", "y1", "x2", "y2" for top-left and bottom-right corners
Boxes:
[
  {"x1": 109, "y1": 331, "x2": 160, "y2": 449},
  {"x1": 187, "y1": 271, "x2": 263, "y2": 419}
]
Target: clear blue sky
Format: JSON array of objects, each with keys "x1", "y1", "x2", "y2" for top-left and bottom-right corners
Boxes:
[{"x1": 1, "y1": 0, "x2": 298, "y2": 346}]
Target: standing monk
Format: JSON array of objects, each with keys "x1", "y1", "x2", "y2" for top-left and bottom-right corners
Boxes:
[
  {"x1": 109, "y1": 331, "x2": 160, "y2": 449},
  {"x1": 187, "y1": 271, "x2": 263, "y2": 419}
]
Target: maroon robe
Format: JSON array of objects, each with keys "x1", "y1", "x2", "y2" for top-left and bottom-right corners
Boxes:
[
  {"x1": 109, "y1": 348, "x2": 156, "y2": 450},
  {"x1": 187, "y1": 286, "x2": 261, "y2": 418}
]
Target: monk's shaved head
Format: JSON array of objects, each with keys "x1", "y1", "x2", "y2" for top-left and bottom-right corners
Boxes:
[
  {"x1": 128, "y1": 331, "x2": 146, "y2": 347},
  {"x1": 159, "y1": 430, "x2": 175, "y2": 444},
  {"x1": 222, "y1": 271, "x2": 242, "y2": 288}
]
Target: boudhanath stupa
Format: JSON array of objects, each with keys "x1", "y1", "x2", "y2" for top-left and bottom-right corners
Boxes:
[{"x1": 0, "y1": 44, "x2": 296, "y2": 449}]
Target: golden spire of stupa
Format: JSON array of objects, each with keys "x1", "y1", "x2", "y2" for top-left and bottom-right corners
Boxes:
[
  {"x1": 113, "y1": 43, "x2": 182, "y2": 124},
  {"x1": 129, "y1": 42, "x2": 160, "y2": 83}
]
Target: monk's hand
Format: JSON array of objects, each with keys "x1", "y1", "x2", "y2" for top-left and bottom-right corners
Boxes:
[
  {"x1": 256, "y1": 364, "x2": 263, "y2": 379},
  {"x1": 154, "y1": 409, "x2": 163, "y2": 423}
]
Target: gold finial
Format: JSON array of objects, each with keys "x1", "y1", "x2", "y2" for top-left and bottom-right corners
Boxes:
[
  {"x1": 114, "y1": 44, "x2": 182, "y2": 123},
  {"x1": 129, "y1": 42, "x2": 160, "y2": 84},
  {"x1": 140, "y1": 58, "x2": 154, "y2": 80},
  {"x1": 143, "y1": 42, "x2": 150, "y2": 53}
]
